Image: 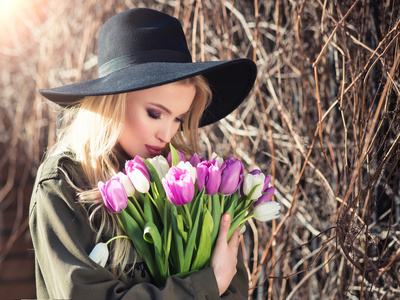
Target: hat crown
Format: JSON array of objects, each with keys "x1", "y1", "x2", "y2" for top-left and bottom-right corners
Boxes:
[{"x1": 97, "y1": 8, "x2": 192, "y2": 77}]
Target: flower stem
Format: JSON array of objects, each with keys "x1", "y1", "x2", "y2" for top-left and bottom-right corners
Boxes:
[
  {"x1": 106, "y1": 235, "x2": 130, "y2": 245},
  {"x1": 238, "y1": 212, "x2": 254, "y2": 227},
  {"x1": 183, "y1": 204, "x2": 192, "y2": 228},
  {"x1": 131, "y1": 194, "x2": 145, "y2": 216},
  {"x1": 220, "y1": 195, "x2": 225, "y2": 213}
]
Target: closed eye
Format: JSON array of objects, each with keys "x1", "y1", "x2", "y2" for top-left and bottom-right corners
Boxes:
[
  {"x1": 147, "y1": 109, "x2": 161, "y2": 120},
  {"x1": 148, "y1": 108, "x2": 184, "y2": 124},
  {"x1": 175, "y1": 117, "x2": 184, "y2": 124}
]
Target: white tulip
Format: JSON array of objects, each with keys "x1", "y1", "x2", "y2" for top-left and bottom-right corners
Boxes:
[
  {"x1": 88, "y1": 242, "x2": 109, "y2": 267},
  {"x1": 253, "y1": 201, "x2": 281, "y2": 222},
  {"x1": 211, "y1": 152, "x2": 224, "y2": 167},
  {"x1": 243, "y1": 173, "x2": 265, "y2": 200},
  {"x1": 115, "y1": 172, "x2": 136, "y2": 197},
  {"x1": 128, "y1": 169, "x2": 150, "y2": 193},
  {"x1": 148, "y1": 155, "x2": 169, "y2": 180},
  {"x1": 177, "y1": 161, "x2": 197, "y2": 184}
]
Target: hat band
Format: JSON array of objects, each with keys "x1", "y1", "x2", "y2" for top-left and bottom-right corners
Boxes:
[{"x1": 98, "y1": 50, "x2": 193, "y2": 77}]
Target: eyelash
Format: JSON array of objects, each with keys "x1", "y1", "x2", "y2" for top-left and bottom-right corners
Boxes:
[
  {"x1": 147, "y1": 110, "x2": 160, "y2": 120},
  {"x1": 147, "y1": 110, "x2": 184, "y2": 124}
]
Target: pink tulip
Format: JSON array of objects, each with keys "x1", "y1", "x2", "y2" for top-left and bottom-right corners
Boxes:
[
  {"x1": 125, "y1": 156, "x2": 150, "y2": 193},
  {"x1": 98, "y1": 177, "x2": 128, "y2": 213},
  {"x1": 162, "y1": 166, "x2": 194, "y2": 205}
]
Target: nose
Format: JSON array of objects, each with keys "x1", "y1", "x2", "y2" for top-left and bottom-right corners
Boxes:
[{"x1": 156, "y1": 122, "x2": 176, "y2": 143}]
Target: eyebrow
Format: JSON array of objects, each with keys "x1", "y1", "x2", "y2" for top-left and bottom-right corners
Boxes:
[
  {"x1": 149, "y1": 102, "x2": 188, "y2": 118},
  {"x1": 149, "y1": 103, "x2": 171, "y2": 114}
]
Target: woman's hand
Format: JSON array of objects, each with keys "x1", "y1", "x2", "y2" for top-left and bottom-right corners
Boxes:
[{"x1": 211, "y1": 213, "x2": 240, "y2": 296}]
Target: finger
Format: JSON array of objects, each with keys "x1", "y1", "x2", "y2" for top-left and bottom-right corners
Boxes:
[
  {"x1": 216, "y1": 213, "x2": 231, "y2": 244},
  {"x1": 228, "y1": 227, "x2": 240, "y2": 248}
]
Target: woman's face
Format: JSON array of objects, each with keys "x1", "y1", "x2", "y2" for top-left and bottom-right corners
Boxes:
[{"x1": 119, "y1": 81, "x2": 196, "y2": 159}]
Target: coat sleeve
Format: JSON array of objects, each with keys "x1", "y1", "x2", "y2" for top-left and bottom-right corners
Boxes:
[
  {"x1": 29, "y1": 173, "x2": 222, "y2": 300},
  {"x1": 221, "y1": 247, "x2": 249, "y2": 299}
]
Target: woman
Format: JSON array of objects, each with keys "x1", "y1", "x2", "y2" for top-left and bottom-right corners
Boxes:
[{"x1": 29, "y1": 8, "x2": 257, "y2": 299}]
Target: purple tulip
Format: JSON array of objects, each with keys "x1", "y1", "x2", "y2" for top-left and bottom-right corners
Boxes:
[
  {"x1": 250, "y1": 170, "x2": 275, "y2": 205},
  {"x1": 219, "y1": 157, "x2": 244, "y2": 195},
  {"x1": 254, "y1": 186, "x2": 275, "y2": 205},
  {"x1": 162, "y1": 166, "x2": 194, "y2": 205},
  {"x1": 189, "y1": 153, "x2": 205, "y2": 168},
  {"x1": 98, "y1": 177, "x2": 128, "y2": 213},
  {"x1": 196, "y1": 159, "x2": 221, "y2": 195},
  {"x1": 167, "y1": 149, "x2": 187, "y2": 166}
]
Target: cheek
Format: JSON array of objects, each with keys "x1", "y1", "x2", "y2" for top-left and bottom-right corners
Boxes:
[{"x1": 127, "y1": 111, "x2": 154, "y2": 140}]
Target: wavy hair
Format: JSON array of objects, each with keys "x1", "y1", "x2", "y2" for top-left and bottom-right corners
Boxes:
[{"x1": 47, "y1": 75, "x2": 211, "y2": 278}]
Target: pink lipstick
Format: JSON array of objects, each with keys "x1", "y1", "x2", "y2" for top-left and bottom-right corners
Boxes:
[{"x1": 145, "y1": 145, "x2": 164, "y2": 156}]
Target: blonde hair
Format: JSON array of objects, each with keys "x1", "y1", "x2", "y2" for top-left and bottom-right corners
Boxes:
[{"x1": 48, "y1": 75, "x2": 211, "y2": 278}]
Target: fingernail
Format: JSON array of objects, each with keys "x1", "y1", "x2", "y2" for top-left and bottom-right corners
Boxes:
[{"x1": 223, "y1": 214, "x2": 231, "y2": 222}]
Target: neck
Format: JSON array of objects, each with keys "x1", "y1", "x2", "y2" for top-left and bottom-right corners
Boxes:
[{"x1": 113, "y1": 143, "x2": 132, "y2": 171}]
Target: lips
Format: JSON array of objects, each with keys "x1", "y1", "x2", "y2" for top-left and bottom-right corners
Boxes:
[{"x1": 145, "y1": 145, "x2": 164, "y2": 156}]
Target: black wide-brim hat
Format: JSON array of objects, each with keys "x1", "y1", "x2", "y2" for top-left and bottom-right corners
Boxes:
[{"x1": 39, "y1": 8, "x2": 257, "y2": 127}]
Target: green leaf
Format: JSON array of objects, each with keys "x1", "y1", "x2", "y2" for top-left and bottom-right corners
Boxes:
[
  {"x1": 161, "y1": 199, "x2": 172, "y2": 276},
  {"x1": 143, "y1": 158, "x2": 166, "y2": 199},
  {"x1": 150, "y1": 183, "x2": 165, "y2": 216},
  {"x1": 143, "y1": 222, "x2": 166, "y2": 279},
  {"x1": 137, "y1": 192, "x2": 162, "y2": 230},
  {"x1": 169, "y1": 144, "x2": 180, "y2": 167},
  {"x1": 143, "y1": 194, "x2": 154, "y2": 224},
  {"x1": 224, "y1": 193, "x2": 238, "y2": 221},
  {"x1": 163, "y1": 199, "x2": 170, "y2": 250},
  {"x1": 164, "y1": 220, "x2": 172, "y2": 276},
  {"x1": 118, "y1": 212, "x2": 156, "y2": 279},
  {"x1": 126, "y1": 198, "x2": 145, "y2": 229},
  {"x1": 220, "y1": 194, "x2": 226, "y2": 213},
  {"x1": 182, "y1": 195, "x2": 203, "y2": 272},
  {"x1": 245, "y1": 183, "x2": 261, "y2": 204},
  {"x1": 143, "y1": 222, "x2": 162, "y2": 247},
  {"x1": 173, "y1": 269, "x2": 198, "y2": 279},
  {"x1": 173, "y1": 209, "x2": 188, "y2": 242},
  {"x1": 176, "y1": 204, "x2": 192, "y2": 231},
  {"x1": 191, "y1": 209, "x2": 213, "y2": 270},
  {"x1": 190, "y1": 188, "x2": 205, "y2": 222},
  {"x1": 234, "y1": 195, "x2": 247, "y2": 215},
  {"x1": 170, "y1": 205, "x2": 184, "y2": 273},
  {"x1": 210, "y1": 194, "x2": 221, "y2": 249},
  {"x1": 227, "y1": 209, "x2": 247, "y2": 240}
]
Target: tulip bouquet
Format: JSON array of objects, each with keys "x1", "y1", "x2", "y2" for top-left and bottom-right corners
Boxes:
[{"x1": 94, "y1": 145, "x2": 280, "y2": 286}]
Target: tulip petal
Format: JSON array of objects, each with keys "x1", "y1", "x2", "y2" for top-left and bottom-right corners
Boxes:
[
  {"x1": 253, "y1": 201, "x2": 281, "y2": 221},
  {"x1": 88, "y1": 243, "x2": 109, "y2": 267},
  {"x1": 162, "y1": 167, "x2": 194, "y2": 205},
  {"x1": 128, "y1": 169, "x2": 150, "y2": 193},
  {"x1": 254, "y1": 186, "x2": 275, "y2": 206},
  {"x1": 98, "y1": 177, "x2": 128, "y2": 213},
  {"x1": 219, "y1": 157, "x2": 244, "y2": 195}
]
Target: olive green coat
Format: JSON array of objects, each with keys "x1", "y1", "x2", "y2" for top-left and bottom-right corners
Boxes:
[{"x1": 29, "y1": 155, "x2": 249, "y2": 299}]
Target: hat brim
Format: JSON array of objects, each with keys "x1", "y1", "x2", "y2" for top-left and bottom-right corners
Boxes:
[{"x1": 39, "y1": 58, "x2": 257, "y2": 127}]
